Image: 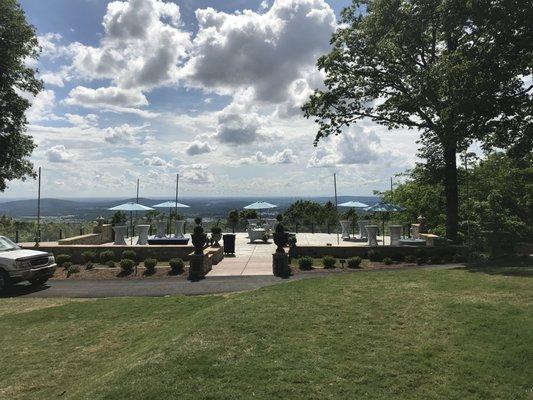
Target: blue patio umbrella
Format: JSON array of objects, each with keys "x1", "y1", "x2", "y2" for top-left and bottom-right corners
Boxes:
[
  {"x1": 108, "y1": 202, "x2": 154, "y2": 244},
  {"x1": 244, "y1": 201, "x2": 277, "y2": 219},
  {"x1": 364, "y1": 202, "x2": 405, "y2": 245}
]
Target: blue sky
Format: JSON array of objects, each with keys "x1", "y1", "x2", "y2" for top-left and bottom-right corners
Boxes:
[{"x1": 6, "y1": 0, "x2": 421, "y2": 199}]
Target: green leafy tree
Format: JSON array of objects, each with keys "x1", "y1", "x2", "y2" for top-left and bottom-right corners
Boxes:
[
  {"x1": 111, "y1": 211, "x2": 127, "y2": 225},
  {"x1": 227, "y1": 209, "x2": 239, "y2": 233},
  {"x1": 303, "y1": 0, "x2": 532, "y2": 240},
  {"x1": 0, "y1": 0, "x2": 43, "y2": 191}
]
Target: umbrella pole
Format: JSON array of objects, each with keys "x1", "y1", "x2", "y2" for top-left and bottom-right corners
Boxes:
[{"x1": 130, "y1": 211, "x2": 133, "y2": 245}]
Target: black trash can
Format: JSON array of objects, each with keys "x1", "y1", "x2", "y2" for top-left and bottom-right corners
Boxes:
[{"x1": 223, "y1": 234, "x2": 236, "y2": 255}]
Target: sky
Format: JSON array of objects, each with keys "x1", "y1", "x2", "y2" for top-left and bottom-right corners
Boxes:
[{"x1": 5, "y1": 0, "x2": 422, "y2": 199}]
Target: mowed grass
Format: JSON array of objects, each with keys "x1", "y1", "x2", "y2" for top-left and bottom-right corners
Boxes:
[{"x1": 0, "y1": 267, "x2": 532, "y2": 400}]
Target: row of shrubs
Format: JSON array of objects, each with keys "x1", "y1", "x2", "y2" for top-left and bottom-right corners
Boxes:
[
  {"x1": 297, "y1": 249, "x2": 467, "y2": 270},
  {"x1": 55, "y1": 251, "x2": 186, "y2": 275}
]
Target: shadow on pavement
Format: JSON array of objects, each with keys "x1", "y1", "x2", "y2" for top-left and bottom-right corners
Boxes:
[{"x1": 1, "y1": 283, "x2": 51, "y2": 298}]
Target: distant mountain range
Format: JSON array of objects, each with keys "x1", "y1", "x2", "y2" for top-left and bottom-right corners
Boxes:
[{"x1": 0, "y1": 196, "x2": 380, "y2": 220}]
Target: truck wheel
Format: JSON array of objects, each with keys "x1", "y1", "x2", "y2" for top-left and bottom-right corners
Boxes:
[
  {"x1": 0, "y1": 271, "x2": 11, "y2": 294},
  {"x1": 29, "y1": 277, "x2": 49, "y2": 287}
]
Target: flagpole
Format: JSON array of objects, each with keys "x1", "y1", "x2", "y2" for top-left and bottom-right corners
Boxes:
[
  {"x1": 334, "y1": 173, "x2": 339, "y2": 245},
  {"x1": 174, "y1": 173, "x2": 179, "y2": 237},
  {"x1": 35, "y1": 167, "x2": 41, "y2": 247}
]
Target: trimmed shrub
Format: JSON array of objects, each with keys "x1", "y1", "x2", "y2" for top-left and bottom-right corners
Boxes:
[
  {"x1": 404, "y1": 254, "x2": 416, "y2": 263},
  {"x1": 119, "y1": 259, "x2": 134, "y2": 272},
  {"x1": 383, "y1": 257, "x2": 393, "y2": 265},
  {"x1": 169, "y1": 258, "x2": 185, "y2": 274},
  {"x1": 56, "y1": 254, "x2": 71, "y2": 268},
  {"x1": 347, "y1": 257, "x2": 362, "y2": 269},
  {"x1": 122, "y1": 250, "x2": 137, "y2": 263},
  {"x1": 99, "y1": 250, "x2": 115, "y2": 264},
  {"x1": 391, "y1": 252, "x2": 404, "y2": 262},
  {"x1": 322, "y1": 256, "x2": 336, "y2": 269},
  {"x1": 144, "y1": 258, "x2": 157, "y2": 272},
  {"x1": 107, "y1": 260, "x2": 115, "y2": 268},
  {"x1": 81, "y1": 251, "x2": 96, "y2": 264},
  {"x1": 367, "y1": 250, "x2": 382, "y2": 262},
  {"x1": 298, "y1": 256, "x2": 314, "y2": 270},
  {"x1": 67, "y1": 264, "x2": 79, "y2": 276},
  {"x1": 85, "y1": 262, "x2": 94, "y2": 270},
  {"x1": 416, "y1": 256, "x2": 427, "y2": 265},
  {"x1": 62, "y1": 261, "x2": 72, "y2": 270}
]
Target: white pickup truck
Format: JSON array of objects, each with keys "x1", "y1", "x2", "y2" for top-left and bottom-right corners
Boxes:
[{"x1": 0, "y1": 236, "x2": 56, "y2": 293}]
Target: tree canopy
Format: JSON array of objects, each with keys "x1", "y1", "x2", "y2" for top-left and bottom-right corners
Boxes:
[
  {"x1": 303, "y1": 0, "x2": 532, "y2": 240},
  {"x1": 0, "y1": 0, "x2": 42, "y2": 191}
]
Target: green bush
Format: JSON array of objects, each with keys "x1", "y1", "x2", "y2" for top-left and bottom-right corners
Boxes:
[
  {"x1": 404, "y1": 255, "x2": 416, "y2": 263},
  {"x1": 169, "y1": 258, "x2": 185, "y2": 274},
  {"x1": 99, "y1": 250, "x2": 115, "y2": 264},
  {"x1": 383, "y1": 257, "x2": 393, "y2": 265},
  {"x1": 322, "y1": 256, "x2": 336, "y2": 269},
  {"x1": 430, "y1": 255, "x2": 442, "y2": 264},
  {"x1": 298, "y1": 256, "x2": 314, "y2": 270},
  {"x1": 85, "y1": 262, "x2": 94, "y2": 270},
  {"x1": 67, "y1": 264, "x2": 79, "y2": 275},
  {"x1": 144, "y1": 258, "x2": 157, "y2": 272},
  {"x1": 391, "y1": 253, "x2": 404, "y2": 262},
  {"x1": 81, "y1": 251, "x2": 96, "y2": 264},
  {"x1": 347, "y1": 257, "x2": 362, "y2": 269},
  {"x1": 62, "y1": 261, "x2": 72, "y2": 270},
  {"x1": 107, "y1": 260, "x2": 116, "y2": 268},
  {"x1": 416, "y1": 256, "x2": 427, "y2": 265},
  {"x1": 119, "y1": 258, "x2": 134, "y2": 272},
  {"x1": 367, "y1": 250, "x2": 382, "y2": 262},
  {"x1": 56, "y1": 254, "x2": 71, "y2": 268},
  {"x1": 122, "y1": 250, "x2": 137, "y2": 263}
]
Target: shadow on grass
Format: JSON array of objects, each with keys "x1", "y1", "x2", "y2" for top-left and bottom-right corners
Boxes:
[{"x1": 459, "y1": 256, "x2": 533, "y2": 278}]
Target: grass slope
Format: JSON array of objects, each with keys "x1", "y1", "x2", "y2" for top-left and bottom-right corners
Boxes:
[{"x1": 0, "y1": 267, "x2": 532, "y2": 399}]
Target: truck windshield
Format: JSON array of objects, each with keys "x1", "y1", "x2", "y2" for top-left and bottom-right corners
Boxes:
[{"x1": 0, "y1": 237, "x2": 20, "y2": 252}]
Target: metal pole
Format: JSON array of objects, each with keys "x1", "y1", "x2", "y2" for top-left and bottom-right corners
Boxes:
[
  {"x1": 464, "y1": 152, "x2": 470, "y2": 247},
  {"x1": 334, "y1": 173, "x2": 339, "y2": 245},
  {"x1": 174, "y1": 173, "x2": 179, "y2": 237},
  {"x1": 130, "y1": 210, "x2": 133, "y2": 245},
  {"x1": 36, "y1": 167, "x2": 41, "y2": 247}
]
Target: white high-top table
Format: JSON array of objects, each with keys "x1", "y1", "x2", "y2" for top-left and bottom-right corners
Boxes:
[
  {"x1": 175, "y1": 220, "x2": 186, "y2": 237},
  {"x1": 113, "y1": 225, "x2": 127, "y2": 245},
  {"x1": 136, "y1": 225, "x2": 150, "y2": 245},
  {"x1": 357, "y1": 220, "x2": 371, "y2": 239},
  {"x1": 340, "y1": 220, "x2": 351, "y2": 239},
  {"x1": 389, "y1": 225, "x2": 402, "y2": 246},
  {"x1": 155, "y1": 221, "x2": 167, "y2": 238},
  {"x1": 365, "y1": 225, "x2": 379, "y2": 246}
]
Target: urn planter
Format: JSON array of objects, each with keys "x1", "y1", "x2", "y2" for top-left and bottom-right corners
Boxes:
[
  {"x1": 191, "y1": 233, "x2": 207, "y2": 254},
  {"x1": 273, "y1": 232, "x2": 289, "y2": 253}
]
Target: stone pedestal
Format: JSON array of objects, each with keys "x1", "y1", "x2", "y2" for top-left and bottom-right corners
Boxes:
[
  {"x1": 272, "y1": 252, "x2": 290, "y2": 278},
  {"x1": 340, "y1": 220, "x2": 351, "y2": 239},
  {"x1": 357, "y1": 220, "x2": 371, "y2": 239},
  {"x1": 389, "y1": 225, "x2": 402, "y2": 246},
  {"x1": 155, "y1": 221, "x2": 167, "y2": 238},
  {"x1": 188, "y1": 253, "x2": 207, "y2": 281},
  {"x1": 175, "y1": 220, "x2": 186, "y2": 237},
  {"x1": 366, "y1": 225, "x2": 379, "y2": 246},
  {"x1": 136, "y1": 225, "x2": 150, "y2": 245},
  {"x1": 113, "y1": 225, "x2": 127, "y2": 245}
]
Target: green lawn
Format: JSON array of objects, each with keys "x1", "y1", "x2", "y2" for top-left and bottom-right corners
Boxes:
[{"x1": 1, "y1": 267, "x2": 532, "y2": 399}]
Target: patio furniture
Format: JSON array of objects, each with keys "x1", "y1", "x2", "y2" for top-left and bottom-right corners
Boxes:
[
  {"x1": 155, "y1": 221, "x2": 167, "y2": 238},
  {"x1": 135, "y1": 225, "x2": 150, "y2": 245},
  {"x1": 113, "y1": 225, "x2": 127, "y2": 245},
  {"x1": 365, "y1": 225, "x2": 379, "y2": 246},
  {"x1": 247, "y1": 218, "x2": 259, "y2": 227},
  {"x1": 389, "y1": 225, "x2": 402, "y2": 246},
  {"x1": 108, "y1": 201, "x2": 154, "y2": 245},
  {"x1": 223, "y1": 234, "x2": 236, "y2": 254},
  {"x1": 265, "y1": 218, "x2": 277, "y2": 231},
  {"x1": 340, "y1": 220, "x2": 351, "y2": 239},
  {"x1": 175, "y1": 220, "x2": 186, "y2": 238},
  {"x1": 357, "y1": 220, "x2": 371, "y2": 239},
  {"x1": 248, "y1": 228, "x2": 266, "y2": 243}
]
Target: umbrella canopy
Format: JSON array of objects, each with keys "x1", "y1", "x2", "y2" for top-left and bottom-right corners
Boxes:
[
  {"x1": 244, "y1": 201, "x2": 277, "y2": 210},
  {"x1": 364, "y1": 202, "x2": 405, "y2": 212},
  {"x1": 108, "y1": 202, "x2": 154, "y2": 211},
  {"x1": 152, "y1": 201, "x2": 190, "y2": 208},
  {"x1": 338, "y1": 200, "x2": 369, "y2": 208}
]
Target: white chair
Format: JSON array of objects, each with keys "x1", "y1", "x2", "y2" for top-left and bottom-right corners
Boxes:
[
  {"x1": 247, "y1": 219, "x2": 259, "y2": 227},
  {"x1": 136, "y1": 225, "x2": 150, "y2": 245},
  {"x1": 265, "y1": 219, "x2": 277, "y2": 231},
  {"x1": 113, "y1": 225, "x2": 127, "y2": 245},
  {"x1": 365, "y1": 225, "x2": 379, "y2": 246},
  {"x1": 247, "y1": 228, "x2": 266, "y2": 243}
]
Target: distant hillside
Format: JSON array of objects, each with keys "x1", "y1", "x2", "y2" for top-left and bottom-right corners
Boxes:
[{"x1": 0, "y1": 196, "x2": 380, "y2": 220}]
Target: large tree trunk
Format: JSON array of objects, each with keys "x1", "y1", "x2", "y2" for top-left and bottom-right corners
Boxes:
[{"x1": 443, "y1": 145, "x2": 459, "y2": 241}]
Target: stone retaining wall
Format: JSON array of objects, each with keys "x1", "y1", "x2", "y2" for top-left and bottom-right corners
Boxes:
[{"x1": 292, "y1": 245, "x2": 467, "y2": 259}]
